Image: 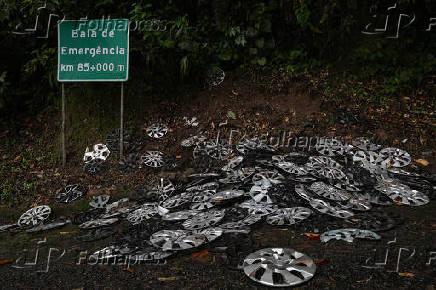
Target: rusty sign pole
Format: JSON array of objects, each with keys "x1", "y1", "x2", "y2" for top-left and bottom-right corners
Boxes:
[{"x1": 120, "y1": 82, "x2": 124, "y2": 159}]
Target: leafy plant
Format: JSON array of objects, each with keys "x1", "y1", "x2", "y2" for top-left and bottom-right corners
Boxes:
[{"x1": 227, "y1": 111, "x2": 236, "y2": 120}]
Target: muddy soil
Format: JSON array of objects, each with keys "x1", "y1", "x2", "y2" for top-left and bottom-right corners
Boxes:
[{"x1": 0, "y1": 76, "x2": 435, "y2": 289}]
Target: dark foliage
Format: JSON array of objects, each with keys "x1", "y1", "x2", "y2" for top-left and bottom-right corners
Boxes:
[{"x1": 0, "y1": 1, "x2": 435, "y2": 115}]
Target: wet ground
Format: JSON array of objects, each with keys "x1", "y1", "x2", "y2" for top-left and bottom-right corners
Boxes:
[
  {"x1": 0, "y1": 76, "x2": 435, "y2": 289},
  {"x1": 0, "y1": 201, "x2": 434, "y2": 289}
]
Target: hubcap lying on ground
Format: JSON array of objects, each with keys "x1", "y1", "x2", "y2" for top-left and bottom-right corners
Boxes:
[{"x1": 243, "y1": 248, "x2": 317, "y2": 287}]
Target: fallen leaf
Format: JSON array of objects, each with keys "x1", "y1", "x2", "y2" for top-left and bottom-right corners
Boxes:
[
  {"x1": 0, "y1": 259, "x2": 12, "y2": 265},
  {"x1": 398, "y1": 272, "x2": 415, "y2": 277},
  {"x1": 122, "y1": 268, "x2": 135, "y2": 274},
  {"x1": 317, "y1": 258, "x2": 331, "y2": 265},
  {"x1": 296, "y1": 244, "x2": 312, "y2": 248},
  {"x1": 394, "y1": 200, "x2": 403, "y2": 206},
  {"x1": 303, "y1": 233, "x2": 320, "y2": 240},
  {"x1": 191, "y1": 250, "x2": 209, "y2": 258},
  {"x1": 415, "y1": 159, "x2": 429, "y2": 167},
  {"x1": 158, "y1": 276, "x2": 184, "y2": 281},
  {"x1": 356, "y1": 276, "x2": 372, "y2": 283},
  {"x1": 419, "y1": 136, "x2": 425, "y2": 146},
  {"x1": 14, "y1": 155, "x2": 22, "y2": 162},
  {"x1": 191, "y1": 250, "x2": 210, "y2": 263}
]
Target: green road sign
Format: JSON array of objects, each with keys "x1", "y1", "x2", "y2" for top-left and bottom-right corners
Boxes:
[{"x1": 57, "y1": 19, "x2": 129, "y2": 82}]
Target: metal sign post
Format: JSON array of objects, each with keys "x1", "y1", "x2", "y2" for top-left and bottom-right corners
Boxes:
[
  {"x1": 57, "y1": 19, "x2": 129, "y2": 166},
  {"x1": 120, "y1": 82, "x2": 124, "y2": 158},
  {"x1": 61, "y1": 83, "x2": 66, "y2": 166}
]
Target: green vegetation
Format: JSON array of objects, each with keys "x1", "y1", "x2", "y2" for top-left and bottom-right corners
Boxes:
[
  {"x1": 0, "y1": 1, "x2": 434, "y2": 207},
  {"x1": 0, "y1": 1, "x2": 434, "y2": 116}
]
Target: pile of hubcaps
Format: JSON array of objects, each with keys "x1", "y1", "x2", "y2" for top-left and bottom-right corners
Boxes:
[{"x1": 7, "y1": 131, "x2": 434, "y2": 288}]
